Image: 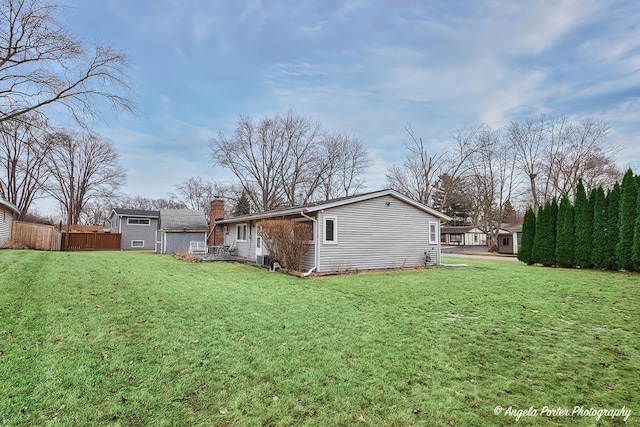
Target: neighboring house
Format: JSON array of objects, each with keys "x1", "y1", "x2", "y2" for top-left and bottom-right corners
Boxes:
[
  {"x1": 440, "y1": 226, "x2": 487, "y2": 246},
  {"x1": 214, "y1": 189, "x2": 451, "y2": 273},
  {"x1": 109, "y1": 208, "x2": 160, "y2": 250},
  {"x1": 497, "y1": 226, "x2": 522, "y2": 255},
  {"x1": 156, "y1": 209, "x2": 208, "y2": 254},
  {"x1": 0, "y1": 198, "x2": 20, "y2": 245}
]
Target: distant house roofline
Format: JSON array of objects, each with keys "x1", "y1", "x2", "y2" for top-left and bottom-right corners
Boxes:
[{"x1": 216, "y1": 189, "x2": 452, "y2": 224}]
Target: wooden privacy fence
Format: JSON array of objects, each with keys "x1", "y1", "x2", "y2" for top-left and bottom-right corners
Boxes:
[
  {"x1": 12, "y1": 221, "x2": 62, "y2": 251},
  {"x1": 62, "y1": 232, "x2": 121, "y2": 251}
]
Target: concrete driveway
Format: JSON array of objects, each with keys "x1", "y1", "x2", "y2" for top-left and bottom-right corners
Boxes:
[{"x1": 441, "y1": 245, "x2": 521, "y2": 262}]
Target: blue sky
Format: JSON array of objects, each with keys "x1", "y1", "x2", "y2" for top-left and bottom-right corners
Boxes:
[{"x1": 51, "y1": 0, "x2": 640, "y2": 205}]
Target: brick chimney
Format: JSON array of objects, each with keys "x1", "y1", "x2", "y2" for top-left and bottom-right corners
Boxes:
[{"x1": 209, "y1": 197, "x2": 225, "y2": 246}]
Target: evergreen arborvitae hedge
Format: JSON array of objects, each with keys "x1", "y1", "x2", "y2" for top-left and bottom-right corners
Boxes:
[
  {"x1": 573, "y1": 180, "x2": 593, "y2": 268},
  {"x1": 616, "y1": 169, "x2": 638, "y2": 271},
  {"x1": 555, "y1": 194, "x2": 575, "y2": 268},
  {"x1": 518, "y1": 207, "x2": 536, "y2": 265},
  {"x1": 550, "y1": 198, "x2": 558, "y2": 265},
  {"x1": 605, "y1": 183, "x2": 621, "y2": 270},
  {"x1": 532, "y1": 200, "x2": 556, "y2": 266},
  {"x1": 591, "y1": 186, "x2": 608, "y2": 269},
  {"x1": 519, "y1": 170, "x2": 640, "y2": 272},
  {"x1": 633, "y1": 187, "x2": 640, "y2": 270}
]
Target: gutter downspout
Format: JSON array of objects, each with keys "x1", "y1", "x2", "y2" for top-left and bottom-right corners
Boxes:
[{"x1": 300, "y1": 210, "x2": 317, "y2": 277}]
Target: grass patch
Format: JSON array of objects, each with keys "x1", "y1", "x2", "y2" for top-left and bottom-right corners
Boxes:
[{"x1": 0, "y1": 251, "x2": 638, "y2": 425}]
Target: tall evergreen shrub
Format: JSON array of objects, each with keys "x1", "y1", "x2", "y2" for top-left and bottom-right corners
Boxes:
[
  {"x1": 591, "y1": 186, "x2": 608, "y2": 269},
  {"x1": 574, "y1": 180, "x2": 593, "y2": 268},
  {"x1": 633, "y1": 187, "x2": 640, "y2": 270},
  {"x1": 518, "y1": 207, "x2": 536, "y2": 265},
  {"x1": 550, "y1": 197, "x2": 558, "y2": 266},
  {"x1": 555, "y1": 194, "x2": 575, "y2": 268},
  {"x1": 616, "y1": 169, "x2": 638, "y2": 270},
  {"x1": 532, "y1": 200, "x2": 556, "y2": 266},
  {"x1": 605, "y1": 183, "x2": 621, "y2": 270}
]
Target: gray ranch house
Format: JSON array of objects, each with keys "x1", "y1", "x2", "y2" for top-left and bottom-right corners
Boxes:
[
  {"x1": 214, "y1": 189, "x2": 451, "y2": 273},
  {"x1": 109, "y1": 208, "x2": 160, "y2": 250},
  {"x1": 0, "y1": 198, "x2": 20, "y2": 246},
  {"x1": 155, "y1": 209, "x2": 208, "y2": 254}
]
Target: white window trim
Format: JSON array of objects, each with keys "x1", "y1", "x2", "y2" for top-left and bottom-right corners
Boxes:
[
  {"x1": 236, "y1": 223, "x2": 248, "y2": 242},
  {"x1": 323, "y1": 216, "x2": 338, "y2": 245},
  {"x1": 131, "y1": 240, "x2": 145, "y2": 248},
  {"x1": 127, "y1": 218, "x2": 151, "y2": 226},
  {"x1": 428, "y1": 221, "x2": 438, "y2": 244}
]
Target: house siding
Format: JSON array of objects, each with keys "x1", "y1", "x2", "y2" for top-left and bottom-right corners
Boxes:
[
  {"x1": 160, "y1": 231, "x2": 207, "y2": 254},
  {"x1": 317, "y1": 194, "x2": 440, "y2": 272},
  {"x1": 120, "y1": 218, "x2": 158, "y2": 250},
  {"x1": 224, "y1": 222, "x2": 254, "y2": 259},
  {"x1": 300, "y1": 243, "x2": 316, "y2": 271},
  {"x1": 0, "y1": 205, "x2": 15, "y2": 244}
]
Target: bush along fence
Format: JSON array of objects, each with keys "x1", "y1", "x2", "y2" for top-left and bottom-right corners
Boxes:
[{"x1": 518, "y1": 168, "x2": 640, "y2": 272}]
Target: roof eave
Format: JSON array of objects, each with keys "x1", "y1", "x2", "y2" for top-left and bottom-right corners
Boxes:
[
  {"x1": 216, "y1": 189, "x2": 452, "y2": 223},
  {"x1": 0, "y1": 199, "x2": 20, "y2": 215}
]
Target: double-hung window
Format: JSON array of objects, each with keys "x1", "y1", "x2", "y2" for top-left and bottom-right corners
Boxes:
[
  {"x1": 236, "y1": 224, "x2": 248, "y2": 242},
  {"x1": 323, "y1": 216, "x2": 337, "y2": 244},
  {"x1": 428, "y1": 222, "x2": 438, "y2": 244}
]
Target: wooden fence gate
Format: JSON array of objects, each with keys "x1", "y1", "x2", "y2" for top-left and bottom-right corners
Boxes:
[{"x1": 62, "y1": 233, "x2": 121, "y2": 251}]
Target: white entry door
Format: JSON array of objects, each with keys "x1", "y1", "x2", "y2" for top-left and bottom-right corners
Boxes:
[{"x1": 256, "y1": 235, "x2": 263, "y2": 259}]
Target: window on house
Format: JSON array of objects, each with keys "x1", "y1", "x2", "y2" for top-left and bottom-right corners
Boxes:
[
  {"x1": 131, "y1": 240, "x2": 145, "y2": 248},
  {"x1": 236, "y1": 224, "x2": 248, "y2": 242},
  {"x1": 323, "y1": 217, "x2": 337, "y2": 244},
  {"x1": 298, "y1": 220, "x2": 314, "y2": 243},
  {"x1": 474, "y1": 235, "x2": 478, "y2": 243},
  {"x1": 428, "y1": 222, "x2": 438, "y2": 244},
  {"x1": 128, "y1": 218, "x2": 150, "y2": 226},
  {"x1": 502, "y1": 237, "x2": 510, "y2": 246}
]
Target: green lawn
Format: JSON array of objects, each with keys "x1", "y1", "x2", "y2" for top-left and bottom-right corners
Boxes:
[{"x1": 0, "y1": 251, "x2": 638, "y2": 426}]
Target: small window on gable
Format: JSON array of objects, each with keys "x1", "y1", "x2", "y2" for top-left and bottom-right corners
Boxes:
[
  {"x1": 236, "y1": 224, "x2": 248, "y2": 242},
  {"x1": 324, "y1": 216, "x2": 337, "y2": 244},
  {"x1": 128, "y1": 218, "x2": 150, "y2": 226},
  {"x1": 131, "y1": 240, "x2": 145, "y2": 248},
  {"x1": 428, "y1": 222, "x2": 438, "y2": 244}
]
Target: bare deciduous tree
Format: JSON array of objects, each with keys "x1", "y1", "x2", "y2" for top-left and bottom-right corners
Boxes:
[
  {"x1": 117, "y1": 195, "x2": 186, "y2": 211},
  {"x1": 210, "y1": 111, "x2": 369, "y2": 211},
  {"x1": 45, "y1": 130, "x2": 125, "y2": 225},
  {"x1": 0, "y1": 114, "x2": 53, "y2": 218},
  {"x1": 386, "y1": 124, "x2": 446, "y2": 205},
  {"x1": 170, "y1": 176, "x2": 228, "y2": 221},
  {"x1": 507, "y1": 115, "x2": 555, "y2": 210},
  {"x1": 318, "y1": 132, "x2": 369, "y2": 200},
  {"x1": 508, "y1": 115, "x2": 619, "y2": 206},
  {"x1": 0, "y1": 0, "x2": 133, "y2": 125},
  {"x1": 468, "y1": 127, "x2": 519, "y2": 249}
]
